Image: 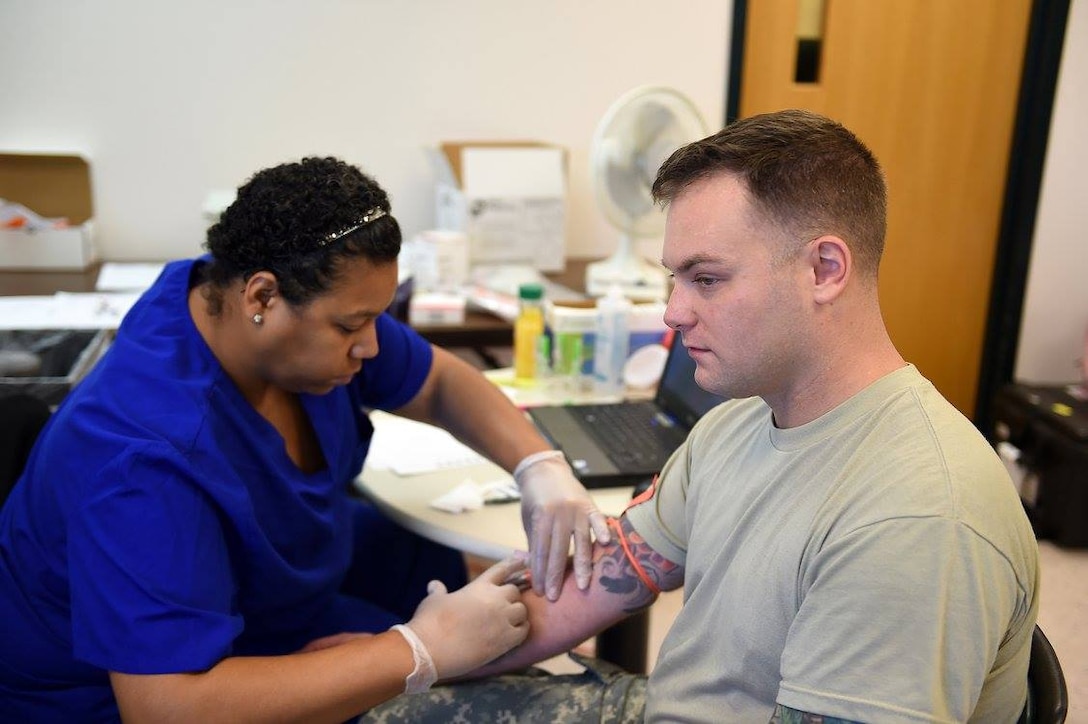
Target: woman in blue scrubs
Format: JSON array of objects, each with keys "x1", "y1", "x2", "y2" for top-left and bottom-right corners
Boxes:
[{"x1": 0, "y1": 157, "x2": 610, "y2": 722}]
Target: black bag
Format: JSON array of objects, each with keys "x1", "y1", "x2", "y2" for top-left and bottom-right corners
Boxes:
[{"x1": 993, "y1": 383, "x2": 1088, "y2": 546}]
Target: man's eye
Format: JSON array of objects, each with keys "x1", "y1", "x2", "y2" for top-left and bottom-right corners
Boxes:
[
  {"x1": 337, "y1": 324, "x2": 361, "y2": 334},
  {"x1": 693, "y1": 276, "x2": 718, "y2": 287}
]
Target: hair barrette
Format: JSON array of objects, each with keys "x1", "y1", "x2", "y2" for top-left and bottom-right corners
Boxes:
[{"x1": 319, "y1": 207, "x2": 387, "y2": 247}]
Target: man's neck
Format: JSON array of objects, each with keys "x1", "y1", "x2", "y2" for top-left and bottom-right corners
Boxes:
[{"x1": 769, "y1": 326, "x2": 906, "y2": 429}]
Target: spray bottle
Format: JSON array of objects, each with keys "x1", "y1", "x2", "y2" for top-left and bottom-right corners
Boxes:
[{"x1": 592, "y1": 284, "x2": 631, "y2": 397}]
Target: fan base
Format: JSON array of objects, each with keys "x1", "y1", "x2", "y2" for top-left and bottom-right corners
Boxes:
[{"x1": 585, "y1": 256, "x2": 668, "y2": 302}]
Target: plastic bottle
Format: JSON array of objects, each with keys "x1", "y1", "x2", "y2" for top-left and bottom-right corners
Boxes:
[
  {"x1": 514, "y1": 283, "x2": 545, "y2": 382},
  {"x1": 592, "y1": 284, "x2": 631, "y2": 397}
]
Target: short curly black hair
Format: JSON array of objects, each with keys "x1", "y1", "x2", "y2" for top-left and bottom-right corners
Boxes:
[{"x1": 202, "y1": 156, "x2": 401, "y2": 310}]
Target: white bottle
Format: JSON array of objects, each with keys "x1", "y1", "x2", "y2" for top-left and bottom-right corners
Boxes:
[{"x1": 593, "y1": 284, "x2": 631, "y2": 397}]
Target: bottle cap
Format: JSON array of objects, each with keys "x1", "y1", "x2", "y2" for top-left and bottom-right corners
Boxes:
[{"x1": 518, "y1": 283, "x2": 544, "y2": 300}]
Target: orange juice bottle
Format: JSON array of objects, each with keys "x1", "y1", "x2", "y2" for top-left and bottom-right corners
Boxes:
[{"x1": 514, "y1": 283, "x2": 545, "y2": 382}]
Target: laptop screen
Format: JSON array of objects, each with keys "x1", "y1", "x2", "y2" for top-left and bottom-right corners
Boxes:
[{"x1": 655, "y1": 342, "x2": 726, "y2": 429}]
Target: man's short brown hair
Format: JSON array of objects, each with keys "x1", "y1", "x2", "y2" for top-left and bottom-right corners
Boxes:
[{"x1": 652, "y1": 109, "x2": 888, "y2": 276}]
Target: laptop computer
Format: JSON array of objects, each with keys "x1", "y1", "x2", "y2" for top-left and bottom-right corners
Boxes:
[{"x1": 527, "y1": 341, "x2": 725, "y2": 489}]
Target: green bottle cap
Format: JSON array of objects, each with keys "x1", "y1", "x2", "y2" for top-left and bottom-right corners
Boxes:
[{"x1": 518, "y1": 283, "x2": 544, "y2": 300}]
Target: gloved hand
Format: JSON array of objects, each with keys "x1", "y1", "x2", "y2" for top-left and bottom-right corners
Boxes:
[
  {"x1": 514, "y1": 451, "x2": 611, "y2": 601},
  {"x1": 401, "y1": 556, "x2": 529, "y2": 683}
]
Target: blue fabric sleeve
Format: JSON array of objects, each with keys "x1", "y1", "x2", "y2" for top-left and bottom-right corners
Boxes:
[{"x1": 356, "y1": 314, "x2": 433, "y2": 411}]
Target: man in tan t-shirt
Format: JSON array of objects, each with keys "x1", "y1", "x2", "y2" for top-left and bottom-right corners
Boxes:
[{"x1": 363, "y1": 109, "x2": 1039, "y2": 724}]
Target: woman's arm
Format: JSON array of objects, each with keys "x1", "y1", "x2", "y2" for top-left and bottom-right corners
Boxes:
[
  {"x1": 111, "y1": 557, "x2": 530, "y2": 723},
  {"x1": 394, "y1": 345, "x2": 550, "y2": 471},
  {"x1": 111, "y1": 630, "x2": 411, "y2": 724},
  {"x1": 395, "y1": 345, "x2": 611, "y2": 600}
]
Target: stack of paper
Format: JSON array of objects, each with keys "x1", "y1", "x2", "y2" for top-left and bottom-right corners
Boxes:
[{"x1": 365, "y1": 411, "x2": 487, "y2": 475}]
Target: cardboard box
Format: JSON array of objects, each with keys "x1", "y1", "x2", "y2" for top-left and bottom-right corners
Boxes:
[
  {"x1": 0, "y1": 153, "x2": 97, "y2": 270},
  {"x1": 408, "y1": 292, "x2": 466, "y2": 326},
  {"x1": 401, "y1": 229, "x2": 470, "y2": 292},
  {"x1": 431, "y1": 141, "x2": 566, "y2": 272}
]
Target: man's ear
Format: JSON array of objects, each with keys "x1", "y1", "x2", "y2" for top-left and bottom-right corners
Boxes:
[{"x1": 810, "y1": 235, "x2": 850, "y2": 304}]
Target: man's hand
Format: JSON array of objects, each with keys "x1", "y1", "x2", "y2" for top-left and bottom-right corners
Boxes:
[
  {"x1": 404, "y1": 557, "x2": 529, "y2": 680},
  {"x1": 514, "y1": 451, "x2": 611, "y2": 600}
]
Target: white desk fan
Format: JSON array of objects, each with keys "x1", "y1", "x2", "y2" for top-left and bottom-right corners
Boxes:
[{"x1": 585, "y1": 86, "x2": 708, "y2": 300}]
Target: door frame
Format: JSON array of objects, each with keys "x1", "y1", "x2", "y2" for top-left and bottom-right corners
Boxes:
[{"x1": 725, "y1": 0, "x2": 1073, "y2": 434}]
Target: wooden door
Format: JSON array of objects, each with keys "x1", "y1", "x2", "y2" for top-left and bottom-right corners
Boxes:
[{"x1": 738, "y1": 0, "x2": 1033, "y2": 415}]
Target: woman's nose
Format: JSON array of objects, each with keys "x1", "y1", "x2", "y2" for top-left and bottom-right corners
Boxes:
[{"x1": 349, "y1": 327, "x2": 379, "y2": 360}]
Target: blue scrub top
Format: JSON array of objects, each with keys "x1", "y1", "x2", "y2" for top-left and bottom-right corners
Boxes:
[{"x1": 0, "y1": 258, "x2": 434, "y2": 720}]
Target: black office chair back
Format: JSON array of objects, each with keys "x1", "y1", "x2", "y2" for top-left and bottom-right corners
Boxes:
[
  {"x1": 1019, "y1": 624, "x2": 1068, "y2": 724},
  {"x1": 0, "y1": 393, "x2": 51, "y2": 507}
]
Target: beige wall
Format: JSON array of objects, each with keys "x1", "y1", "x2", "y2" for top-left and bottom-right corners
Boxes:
[
  {"x1": 0, "y1": 0, "x2": 730, "y2": 264},
  {"x1": 1014, "y1": 0, "x2": 1088, "y2": 384}
]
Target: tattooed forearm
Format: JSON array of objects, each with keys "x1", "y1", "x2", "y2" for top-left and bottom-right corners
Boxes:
[
  {"x1": 770, "y1": 704, "x2": 861, "y2": 724},
  {"x1": 597, "y1": 515, "x2": 683, "y2": 613}
]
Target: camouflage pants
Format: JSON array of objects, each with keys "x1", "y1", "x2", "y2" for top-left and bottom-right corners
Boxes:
[{"x1": 359, "y1": 653, "x2": 647, "y2": 723}]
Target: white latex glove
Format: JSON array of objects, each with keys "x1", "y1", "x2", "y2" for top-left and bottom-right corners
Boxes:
[
  {"x1": 514, "y1": 451, "x2": 611, "y2": 601},
  {"x1": 403, "y1": 557, "x2": 529, "y2": 681}
]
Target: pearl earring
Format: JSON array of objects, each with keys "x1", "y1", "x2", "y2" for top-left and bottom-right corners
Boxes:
[{"x1": 252, "y1": 313, "x2": 263, "y2": 326}]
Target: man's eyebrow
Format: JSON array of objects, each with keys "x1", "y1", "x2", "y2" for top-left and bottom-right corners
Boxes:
[{"x1": 663, "y1": 253, "x2": 724, "y2": 274}]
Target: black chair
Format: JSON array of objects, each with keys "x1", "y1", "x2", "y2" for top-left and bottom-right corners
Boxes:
[
  {"x1": 0, "y1": 393, "x2": 51, "y2": 507},
  {"x1": 1019, "y1": 624, "x2": 1068, "y2": 724}
]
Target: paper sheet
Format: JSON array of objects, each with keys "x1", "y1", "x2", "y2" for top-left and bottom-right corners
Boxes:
[
  {"x1": 428, "y1": 479, "x2": 520, "y2": 514},
  {"x1": 366, "y1": 411, "x2": 487, "y2": 475},
  {"x1": 0, "y1": 292, "x2": 140, "y2": 330},
  {"x1": 95, "y1": 262, "x2": 165, "y2": 291}
]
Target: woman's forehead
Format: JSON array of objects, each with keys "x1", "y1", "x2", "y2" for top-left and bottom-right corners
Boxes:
[{"x1": 308, "y1": 257, "x2": 398, "y2": 311}]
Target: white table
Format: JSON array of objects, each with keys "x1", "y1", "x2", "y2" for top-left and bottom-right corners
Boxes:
[{"x1": 356, "y1": 458, "x2": 634, "y2": 561}]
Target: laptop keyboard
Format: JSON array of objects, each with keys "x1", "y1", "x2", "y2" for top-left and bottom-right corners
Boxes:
[{"x1": 572, "y1": 403, "x2": 686, "y2": 470}]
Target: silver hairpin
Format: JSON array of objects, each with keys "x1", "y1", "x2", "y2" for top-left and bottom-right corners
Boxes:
[{"x1": 319, "y1": 207, "x2": 388, "y2": 247}]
